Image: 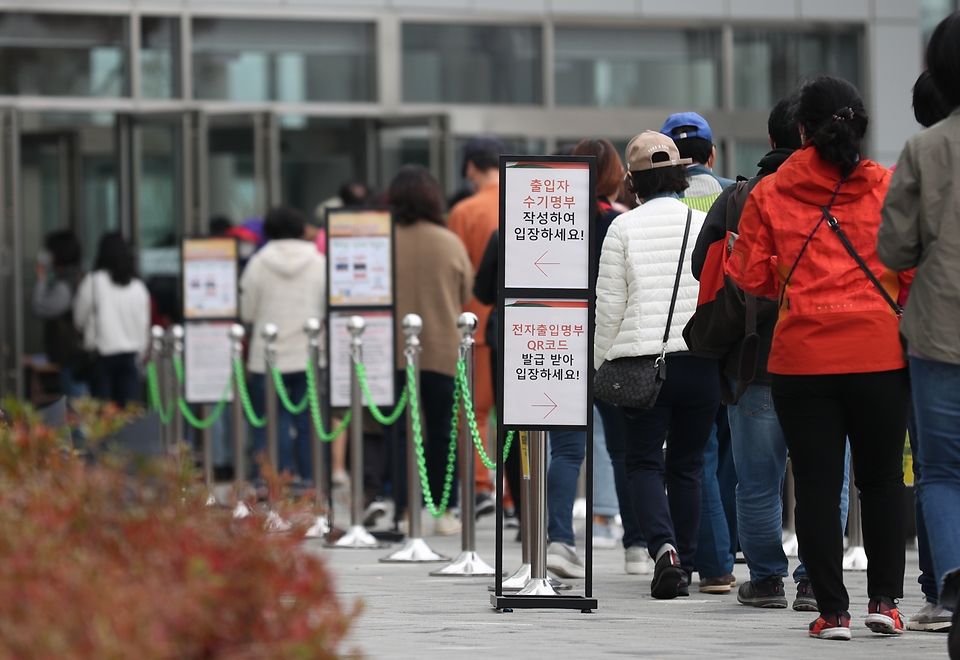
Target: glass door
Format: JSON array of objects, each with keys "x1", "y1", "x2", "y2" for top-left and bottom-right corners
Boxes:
[{"x1": 375, "y1": 115, "x2": 448, "y2": 196}]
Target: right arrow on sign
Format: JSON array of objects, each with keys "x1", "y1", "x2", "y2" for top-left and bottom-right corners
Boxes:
[
  {"x1": 533, "y1": 251, "x2": 560, "y2": 277},
  {"x1": 531, "y1": 392, "x2": 558, "y2": 419}
]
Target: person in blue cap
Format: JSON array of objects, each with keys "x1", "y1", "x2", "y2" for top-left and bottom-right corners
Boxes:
[{"x1": 660, "y1": 112, "x2": 734, "y2": 206}]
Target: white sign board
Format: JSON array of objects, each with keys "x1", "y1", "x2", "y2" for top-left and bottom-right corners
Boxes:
[
  {"x1": 327, "y1": 210, "x2": 393, "y2": 307},
  {"x1": 182, "y1": 238, "x2": 238, "y2": 320},
  {"x1": 184, "y1": 322, "x2": 234, "y2": 404},
  {"x1": 503, "y1": 163, "x2": 591, "y2": 290},
  {"x1": 329, "y1": 310, "x2": 395, "y2": 408},
  {"x1": 501, "y1": 299, "x2": 589, "y2": 427}
]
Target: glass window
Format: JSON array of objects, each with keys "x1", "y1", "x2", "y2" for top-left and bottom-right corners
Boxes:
[
  {"x1": 192, "y1": 19, "x2": 376, "y2": 102},
  {"x1": 141, "y1": 17, "x2": 180, "y2": 100},
  {"x1": 733, "y1": 141, "x2": 770, "y2": 180},
  {"x1": 555, "y1": 28, "x2": 720, "y2": 108},
  {"x1": 403, "y1": 24, "x2": 542, "y2": 104},
  {"x1": 921, "y1": 0, "x2": 958, "y2": 43},
  {"x1": 734, "y1": 30, "x2": 862, "y2": 110},
  {"x1": 0, "y1": 13, "x2": 127, "y2": 97}
]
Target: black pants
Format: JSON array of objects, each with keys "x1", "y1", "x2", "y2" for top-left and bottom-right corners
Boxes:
[
  {"x1": 772, "y1": 369, "x2": 910, "y2": 614},
  {"x1": 386, "y1": 369, "x2": 458, "y2": 517},
  {"x1": 92, "y1": 352, "x2": 139, "y2": 407},
  {"x1": 621, "y1": 355, "x2": 721, "y2": 575}
]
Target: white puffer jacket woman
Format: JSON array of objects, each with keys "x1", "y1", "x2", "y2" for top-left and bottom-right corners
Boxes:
[
  {"x1": 594, "y1": 131, "x2": 720, "y2": 602},
  {"x1": 594, "y1": 196, "x2": 705, "y2": 369}
]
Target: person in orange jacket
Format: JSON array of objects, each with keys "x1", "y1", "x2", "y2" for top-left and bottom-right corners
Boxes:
[
  {"x1": 726, "y1": 76, "x2": 912, "y2": 641},
  {"x1": 447, "y1": 136, "x2": 504, "y2": 517}
]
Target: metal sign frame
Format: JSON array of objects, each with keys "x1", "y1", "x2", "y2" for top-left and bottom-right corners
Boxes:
[{"x1": 493, "y1": 154, "x2": 598, "y2": 612}]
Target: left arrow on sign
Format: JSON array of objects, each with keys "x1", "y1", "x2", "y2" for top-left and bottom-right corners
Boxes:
[
  {"x1": 531, "y1": 392, "x2": 558, "y2": 419},
  {"x1": 533, "y1": 251, "x2": 560, "y2": 277}
]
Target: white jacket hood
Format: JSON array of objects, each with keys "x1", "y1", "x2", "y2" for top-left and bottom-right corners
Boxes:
[{"x1": 257, "y1": 239, "x2": 318, "y2": 278}]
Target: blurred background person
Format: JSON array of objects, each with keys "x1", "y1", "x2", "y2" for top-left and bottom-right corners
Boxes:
[
  {"x1": 33, "y1": 230, "x2": 85, "y2": 398},
  {"x1": 73, "y1": 232, "x2": 150, "y2": 407},
  {"x1": 240, "y1": 206, "x2": 326, "y2": 481},
  {"x1": 383, "y1": 164, "x2": 473, "y2": 535}
]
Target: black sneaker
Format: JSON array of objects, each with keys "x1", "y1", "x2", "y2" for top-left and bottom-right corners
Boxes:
[
  {"x1": 475, "y1": 492, "x2": 495, "y2": 519},
  {"x1": 949, "y1": 601, "x2": 959, "y2": 659},
  {"x1": 794, "y1": 577, "x2": 818, "y2": 612},
  {"x1": 650, "y1": 549, "x2": 683, "y2": 600},
  {"x1": 678, "y1": 570, "x2": 690, "y2": 597},
  {"x1": 737, "y1": 576, "x2": 788, "y2": 608},
  {"x1": 362, "y1": 496, "x2": 388, "y2": 527}
]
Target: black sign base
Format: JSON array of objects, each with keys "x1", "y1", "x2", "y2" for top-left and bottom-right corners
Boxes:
[{"x1": 491, "y1": 594, "x2": 597, "y2": 612}]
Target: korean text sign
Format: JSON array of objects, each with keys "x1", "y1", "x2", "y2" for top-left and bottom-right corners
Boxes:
[{"x1": 182, "y1": 238, "x2": 239, "y2": 320}]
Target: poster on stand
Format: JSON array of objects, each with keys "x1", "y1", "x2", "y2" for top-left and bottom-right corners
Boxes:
[
  {"x1": 184, "y1": 322, "x2": 234, "y2": 404},
  {"x1": 182, "y1": 238, "x2": 239, "y2": 320},
  {"x1": 327, "y1": 209, "x2": 394, "y2": 308},
  {"x1": 328, "y1": 310, "x2": 395, "y2": 409}
]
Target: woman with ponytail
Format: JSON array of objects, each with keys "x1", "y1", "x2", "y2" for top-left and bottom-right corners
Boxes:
[{"x1": 725, "y1": 76, "x2": 913, "y2": 641}]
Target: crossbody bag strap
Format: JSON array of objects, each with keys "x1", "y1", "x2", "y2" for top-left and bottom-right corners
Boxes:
[
  {"x1": 821, "y1": 207, "x2": 903, "y2": 317},
  {"x1": 660, "y1": 208, "x2": 693, "y2": 352}
]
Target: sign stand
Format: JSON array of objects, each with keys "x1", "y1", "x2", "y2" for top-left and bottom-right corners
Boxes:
[{"x1": 491, "y1": 155, "x2": 598, "y2": 613}]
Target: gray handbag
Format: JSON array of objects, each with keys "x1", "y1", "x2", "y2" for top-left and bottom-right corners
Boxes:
[{"x1": 594, "y1": 209, "x2": 692, "y2": 413}]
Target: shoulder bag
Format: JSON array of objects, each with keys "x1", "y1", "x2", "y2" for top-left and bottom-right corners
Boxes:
[
  {"x1": 72, "y1": 273, "x2": 100, "y2": 382},
  {"x1": 594, "y1": 208, "x2": 693, "y2": 413}
]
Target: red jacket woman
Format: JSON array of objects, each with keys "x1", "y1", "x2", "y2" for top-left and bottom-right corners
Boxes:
[{"x1": 725, "y1": 76, "x2": 911, "y2": 642}]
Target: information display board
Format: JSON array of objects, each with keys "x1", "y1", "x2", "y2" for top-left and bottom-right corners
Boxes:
[
  {"x1": 498, "y1": 157, "x2": 595, "y2": 431},
  {"x1": 325, "y1": 207, "x2": 397, "y2": 410},
  {"x1": 327, "y1": 209, "x2": 394, "y2": 307},
  {"x1": 184, "y1": 321, "x2": 234, "y2": 404},
  {"x1": 501, "y1": 299, "x2": 589, "y2": 427},
  {"x1": 182, "y1": 238, "x2": 239, "y2": 320}
]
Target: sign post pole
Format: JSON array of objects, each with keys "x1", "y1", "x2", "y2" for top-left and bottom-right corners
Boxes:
[
  {"x1": 516, "y1": 430, "x2": 556, "y2": 595},
  {"x1": 334, "y1": 316, "x2": 381, "y2": 549},
  {"x1": 151, "y1": 326, "x2": 169, "y2": 451},
  {"x1": 262, "y1": 323, "x2": 280, "y2": 476},
  {"x1": 431, "y1": 313, "x2": 497, "y2": 577},
  {"x1": 381, "y1": 314, "x2": 449, "y2": 563},
  {"x1": 229, "y1": 324, "x2": 247, "y2": 504},
  {"x1": 304, "y1": 318, "x2": 330, "y2": 540},
  {"x1": 170, "y1": 324, "x2": 185, "y2": 452}
]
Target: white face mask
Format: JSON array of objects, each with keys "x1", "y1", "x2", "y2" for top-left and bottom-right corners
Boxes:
[{"x1": 37, "y1": 249, "x2": 52, "y2": 268}]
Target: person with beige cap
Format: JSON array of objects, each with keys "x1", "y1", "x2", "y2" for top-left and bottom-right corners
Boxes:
[{"x1": 594, "y1": 131, "x2": 721, "y2": 600}]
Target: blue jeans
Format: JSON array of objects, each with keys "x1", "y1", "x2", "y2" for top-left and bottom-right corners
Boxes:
[
  {"x1": 696, "y1": 411, "x2": 738, "y2": 579},
  {"x1": 593, "y1": 405, "x2": 620, "y2": 517},
  {"x1": 910, "y1": 357, "x2": 960, "y2": 608},
  {"x1": 595, "y1": 399, "x2": 645, "y2": 549},
  {"x1": 908, "y1": 409, "x2": 939, "y2": 603},
  {"x1": 250, "y1": 372, "x2": 312, "y2": 480},
  {"x1": 547, "y1": 430, "x2": 585, "y2": 547},
  {"x1": 60, "y1": 363, "x2": 90, "y2": 398},
  {"x1": 728, "y1": 380, "x2": 851, "y2": 583}
]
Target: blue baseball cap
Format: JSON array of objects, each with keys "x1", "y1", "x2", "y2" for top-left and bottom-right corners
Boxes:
[{"x1": 660, "y1": 112, "x2": 713, "y2": 143}]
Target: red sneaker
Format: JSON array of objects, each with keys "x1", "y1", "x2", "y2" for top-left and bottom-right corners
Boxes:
[
  {"x1": 865, "y1": 596, "x2": 905, "y2": 635},
  {"x1": 809, "y1": 611, "x2": 852, "y2": 640}
]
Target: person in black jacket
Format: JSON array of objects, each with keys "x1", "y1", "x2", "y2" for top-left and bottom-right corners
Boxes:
[{"x1": 691, "y1": 95, "x2": 851, "y2": 610}]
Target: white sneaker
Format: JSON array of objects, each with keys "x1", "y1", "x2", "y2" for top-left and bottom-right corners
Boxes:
[
  {"x1": 433, "y1": 511, "x2": 461, "y2": 536},
  {"x1": 547, "y1": 542, "x2": 585, "y2": 579},
  {"x1": 331, "y1": 470, "x2": 350, "y2": 487},
  {"x1": 906, "y1": 602, "x2": 953, "y2": 632},
  {"x1": 625, "y1": 545, "x2": 652, "y2": 575}
]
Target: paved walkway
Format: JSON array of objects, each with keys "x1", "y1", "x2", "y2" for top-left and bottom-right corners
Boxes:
[{"x1": 307, "y1": 508, "x2": 949, "y2": 660}]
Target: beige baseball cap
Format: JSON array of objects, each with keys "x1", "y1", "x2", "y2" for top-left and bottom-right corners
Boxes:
[{"x1": 625, "y1": 131, "x2": 692, "y2": 172}]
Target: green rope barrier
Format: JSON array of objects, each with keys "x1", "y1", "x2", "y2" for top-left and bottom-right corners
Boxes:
[
  {"x1": 456, "y1": 359, "x2": 513, "y2": 469},
  {"x1": 354, "y1": 361, "x2": 408, "y2": 426},
  {"x1": 270, "y1": 366, "x2": 310, "y2": 414},
  {"x1": 409, "y1": 361, "x2": 458, "y2": 518},
  {"x1": 145, "y1": 361, "x2": 175, "y2": 425},
  {"x1": 170, "y1": 356, "x2": 232, "y2": 430},
  {"x1": 232, "y1": 359, "x2": 267, "y2": 429},
  {"x1": 305, "y1": 360, "x2": 351, "y2": 441}
]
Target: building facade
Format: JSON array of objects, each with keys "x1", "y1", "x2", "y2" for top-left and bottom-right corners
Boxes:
[{"x1": 0, "y1": 0, "x2": 935, "y2": 397}]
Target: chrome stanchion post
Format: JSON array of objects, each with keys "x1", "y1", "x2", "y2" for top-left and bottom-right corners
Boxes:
[
  {"x1": 262, "y1": 323, "x2": 279, "y2": 474},
  {"x1": 335, "y1": 315, "x2": 380, "y2": 548},
  {"x1": 432, "y1": 312, "x2": 497, "y2": 576},
  {"x1": 169, "y1": 325, "x2": 185, "y2": 452},
  {"x1": 499, "y1": 431, "x2": 532, "y2": 589},
  {"x1": 229, "y1": 324, "x2": 249, "y2": 516},
  {"x1": 304, "y1": 317, "x2": 330, "y2": 539},
  {"x1": 782, "y1": 458, "x2": 799, "y2": 557},
  {"x1": 151, "y1": 325, "x2": 169, "y2": 451},
  {"x1": 516, "y1": 429, "x2": 559, "y2": 595},
  {"x1": 842, "y1": 465, "x2": 867, "y2": 570},
  {"x1": 382, "y1": 314, "x2": 448, "y2": 563}
]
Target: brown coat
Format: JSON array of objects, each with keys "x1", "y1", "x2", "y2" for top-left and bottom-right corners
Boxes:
[{"x1": 394, "y1": 220, "x2": 474, "y2": 376}]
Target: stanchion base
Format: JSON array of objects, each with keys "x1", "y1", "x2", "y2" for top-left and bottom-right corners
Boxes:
[
  {"x1": 491, "y1": 594, "x2": 598, "y2": 611},
  {"x1": 205, "y1": 493, "x2": 217, "y2": 507},
  {"x1": 233, "y1": 502, "x2": 252, "y2": 519},
  {"x1": 517, "y1": 577, "x2": 560, "y2": 596},
  {"x1": 380, "y1": 537, "x2": 449, "y2": 563},
  {"x1": 430, "y1": 551, "x2": 501, "y2": 577},
  {"x1": 327, "y1": 524, "x2": 388, "y2": 549},
  {"x1": 264, "y1": 511, "x2": 292, "y2": 533},
  {"x1": 488, "y1": 565, "x2": 572, "y2": 592},
  {"x1": 305, "y1": 516, "x2": 330, "y2": 539},
  {"x1": 782, "y1": 532, "x2": 799, "y2": 558},
  {"x1": 842, "y1": 545, "x2": 868, "y2": 571}
]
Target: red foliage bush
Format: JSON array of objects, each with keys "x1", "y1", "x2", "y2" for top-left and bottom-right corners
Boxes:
[{"x1": 0, "y1": 401, "x2": 358, "y2": 659}]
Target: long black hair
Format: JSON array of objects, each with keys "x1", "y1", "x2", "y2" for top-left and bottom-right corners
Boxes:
[
  {"x1": 927, "y1": 11, "x2": 960, "y2": 109},
  {"x1": 795, "y1": 76, "x2": 869, "y2": 177},
  {"x1": 94, "y1": 232, "x2": 136, "y2": 286}
]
